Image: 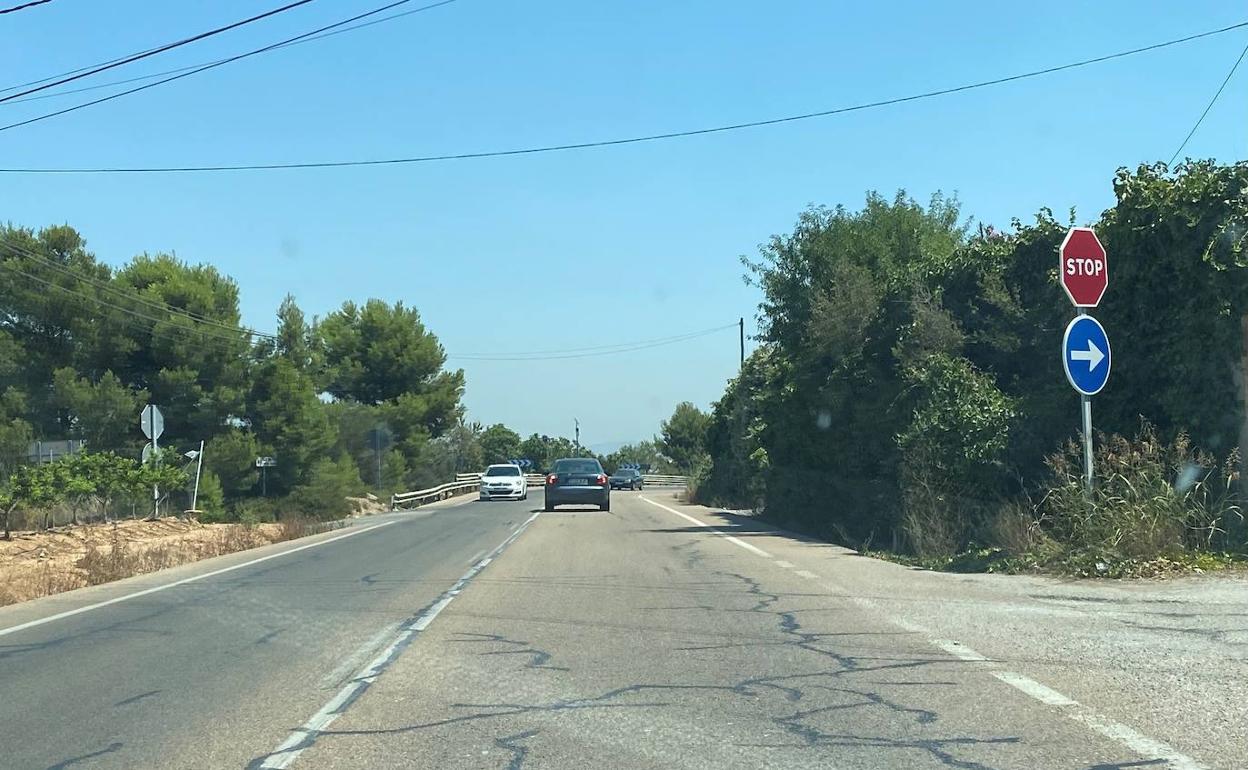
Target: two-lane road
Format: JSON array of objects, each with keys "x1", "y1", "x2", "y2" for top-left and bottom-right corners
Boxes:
[
  {"x1": 0, "y1": 492, "x2": 540, "y2": 770},
  {"x1": 3, "y1": 489, "x2": 1244, "y2": 769}
]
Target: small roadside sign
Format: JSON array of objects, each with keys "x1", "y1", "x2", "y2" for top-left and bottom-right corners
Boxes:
[
  {"x1": 140, "y1": 405, "x2": 164, "y2": 441},
  {"x1": 1062, "y1": 315, "x2": 1111, "y2": 396},
  {"x1": 256, "y1": 456, "x2": 277, "y2": 468}
]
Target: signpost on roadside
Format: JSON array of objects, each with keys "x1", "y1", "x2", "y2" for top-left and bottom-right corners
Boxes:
[
  {"x1": 1058, "y1": 228, "x2": 1110, "y2": 490},
  {"x1": 140, "y1": 405, "x2": 164, "y2": 519},
  {"x1": 256, "y1": 456, "x2": 277, "y2": 497}
]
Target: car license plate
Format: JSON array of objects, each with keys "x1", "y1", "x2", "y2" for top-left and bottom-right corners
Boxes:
[{"x1": 568, "y1": 478, "x2": 589, "y2": 485}]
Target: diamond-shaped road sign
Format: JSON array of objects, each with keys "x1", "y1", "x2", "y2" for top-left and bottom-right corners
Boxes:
[
  {"x1": 140, "y1": 404, "x2": 164, "y2": 441},
  {"x1": 1059, "y1": 227, "x2": 1108, "y2": 308}
]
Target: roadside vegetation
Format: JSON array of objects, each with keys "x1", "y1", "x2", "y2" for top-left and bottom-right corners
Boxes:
[
  {"x1": 0, "y1": 228, "x2": 623, "y2": 533},
  {"x1": 683, "y1": 160, "x2": 1248, "y2": 577},
  {"x1": 0, "y1": 515, "x2": 326, "y2": 607},
  {"x1": 0, "y1": 223, "x2": 693, "y2": 600}
]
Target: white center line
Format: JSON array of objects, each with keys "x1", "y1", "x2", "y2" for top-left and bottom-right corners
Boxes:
[
  {"x1": 255, "y1": 511, "x2": 542, "y2": 769},
  {"x1": 0, "y1": 521, "x2": 397, "y2": 639}
]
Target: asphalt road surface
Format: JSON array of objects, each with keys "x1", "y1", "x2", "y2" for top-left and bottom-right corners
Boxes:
[{"x1": 1, "y1": 489, "x2": 1244, "y2": 769}]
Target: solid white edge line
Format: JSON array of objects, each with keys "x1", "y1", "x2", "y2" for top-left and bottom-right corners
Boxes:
[
  {"x1": 992, "y1": 672, "x2": 1077, "y2": 706},
  {"x1": 0, "y1": 520, "x2": 398, "y2": 639},
  {"x1": 931, "y1": 639, "x2": 990, "y2": 662},
  {"x1": 642, "y1": 495, "x2": 1207, "y2": 769},
  {"x1": 1069, "y1": 711, "x2": 1207, "y2": 770},
  {"x1": 639, "y1": 496, "x2": 772, "y2": 558},
  {"x1": 255, "y1": 511, "x2": 542, "y2": 769}
]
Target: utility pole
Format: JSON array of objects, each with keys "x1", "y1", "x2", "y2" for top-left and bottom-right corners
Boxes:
[
  {"x1": 574, "y1": 418, "x2": 580, "y2": 454},
  {"x1": 739, "y1": 317, "x2": 745, "y2": 368}
]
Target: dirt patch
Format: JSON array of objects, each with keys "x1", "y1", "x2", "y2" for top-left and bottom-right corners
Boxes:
[
  {"x1": 346, "y1": 494, "x2": 388, "y2": 516},
  {"x1": 0, "y1": 518, "x2": 300, "y2": 607}
]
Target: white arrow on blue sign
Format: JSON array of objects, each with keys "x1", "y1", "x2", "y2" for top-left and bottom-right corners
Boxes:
[{"x1": 1062, "y1": 315, "x2": 1111, "y2": 396}]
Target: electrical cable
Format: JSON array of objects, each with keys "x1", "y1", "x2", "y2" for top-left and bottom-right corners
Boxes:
[
  {"x1": 0, "y1": 0, "x2": 53, "y2": 14},
  {"x1": 454, "y1": 323, "x2": 738, "y2": 358},
  {"x1": 449, "y1": 324, "x2": 737, "y2": 361},
  {"x1": 0, "y1": 0, "x2": 316, "y2": 104},
  {"x1": 1, "y1": 0, "x2": 457, "y2": 105},
  {"x1": 0, "y1": 237, "x2": 278, "y2": 340},
  {"x1": 3, "y1": 19, "x2": 1245, "y2": 172},
  {"x1": 3, "y1": 242, "x2": 738, "y2": 362},
  {"x1": 1168, "y1": 39, "x2": 1248, "y2": 165},
  {"x1": 0, "y1": 247, "x2": 259, "y2": 351},
  {"x1": 0, "y1": 0, "x2": 457, "y2": 132}
]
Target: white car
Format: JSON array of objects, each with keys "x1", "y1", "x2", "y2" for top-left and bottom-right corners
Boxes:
[{"x1": 478, "y1": 464, "x2": 528, "y2": 501}]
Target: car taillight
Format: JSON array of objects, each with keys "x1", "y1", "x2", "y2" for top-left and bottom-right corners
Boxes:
[
  {"x1": 596, "y1": 474, "x2": 607, "y2": 486},
  {"x1": 546, "y1": 474, "x2": 557, "y2": 485}
]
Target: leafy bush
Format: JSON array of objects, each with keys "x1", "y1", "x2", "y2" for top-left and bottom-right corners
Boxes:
[
  {"x1": 1040, "y1": 424, "x2": 1241, "y2": 559},
  {"x1": 285, "y1": 455, "x2": 365, "y2": 520},
  {"x1": 193, "y1": 470, "x2": 229, "y2": 522}
]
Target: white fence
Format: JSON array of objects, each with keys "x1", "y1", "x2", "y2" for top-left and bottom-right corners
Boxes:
[{"x1": 392, "y1": 472, "x2": 688, "y2": 511}]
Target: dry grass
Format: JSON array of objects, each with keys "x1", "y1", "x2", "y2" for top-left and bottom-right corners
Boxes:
[{"x1": 0, "y1": 516, "x2": 321, "y2": 607}]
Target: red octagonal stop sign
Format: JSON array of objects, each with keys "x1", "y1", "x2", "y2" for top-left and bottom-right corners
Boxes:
[{"x1": 1059, "y1": 227, "x2": 1107, "y2": 307}]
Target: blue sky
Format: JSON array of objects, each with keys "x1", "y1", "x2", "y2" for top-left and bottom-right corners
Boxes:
[{"x1": 2, "y1": 0, "x2": 1245, "y2": 447}]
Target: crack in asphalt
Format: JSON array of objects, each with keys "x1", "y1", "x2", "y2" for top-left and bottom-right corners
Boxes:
[
  {"x1": 494, "y1": 729, "x2": 540, "y2": 770},
  {"x1": 315, "y1": 537, "x2": 1021, "y2": 769},
  {"x1": 453, "y1": 632, "x2": 570, "y2": 671}
]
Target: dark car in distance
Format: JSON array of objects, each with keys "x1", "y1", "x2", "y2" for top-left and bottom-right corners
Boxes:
[
  {"x1": 609, "y1": 468, "x2": 643, "y2": 490},
  {"x1": 544, "y1": 457, "x2": 610, "y2": 511}
]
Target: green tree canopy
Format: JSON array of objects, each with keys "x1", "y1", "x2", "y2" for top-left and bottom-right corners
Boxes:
[
  {"x1": 479, "y1": 424, "x2": 523, "y2": 466},
  {"x1": 320, "y1": 300, "x2": 465, "y2": 415},
  {"x1": 660, "y1": 402, "x2": 711, "y2": 472}
]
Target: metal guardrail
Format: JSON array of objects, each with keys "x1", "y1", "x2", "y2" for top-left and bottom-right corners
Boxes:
[
  {"x1": 391, "y1": 480, "x2": 480, "y2": 511},
  {"x1": 394, "y1": 472, "x2": 689, "y2": 510},
  {"x1": 640, "y1": 474, "x2": 688, "y2": 487}
]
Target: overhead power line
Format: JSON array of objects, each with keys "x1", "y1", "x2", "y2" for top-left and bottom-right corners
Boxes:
[
  {"x1": 2, "y1": 1, "x2": 457, "y2": 106},
  {"x1": 6, "y1": 240, "x2": 279, "y2": 340},
  {"x1": 0, "y1": 240, "x2": 273, "y2": 347},
  {"x1": 2, "y1": 19, "x2": 1245, "y2": 173},
  {"x1": 0, "y1": 0, "x2": 53, "y2": 14},
  {"x1": 0, "y1": 257, "x2": 260, "y2": 355},
  {"x1": 1169, "y1": 39, "x2": 1248, "y2": 165},
  {"x1": 449, "y1": 324, "x2": 738, "y2": 361},
  {"x1": 0, "y1": 0, "x2": 317, "y2": 104},
  {"x1": 2, "y1": 239, "x2": 737, "y2": 362},
  {"x1": 455, "y1": 324, "x2": 739, "y2": 358},
  {"x1": 0, "y1": 0, "x2": 457, "y2": 133}
]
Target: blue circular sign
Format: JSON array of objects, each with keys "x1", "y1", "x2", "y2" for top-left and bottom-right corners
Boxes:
[{"x1": 1062, "y1": 315, "x2": 1111, "y2": 396}]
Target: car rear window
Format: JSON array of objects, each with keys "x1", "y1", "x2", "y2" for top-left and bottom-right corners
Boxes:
[
  {"x1": 553, "y1": 459, "x2": 602, "y2": 474},
  {"x1": 485, "y1": 466, "x2": 521, "y2": 476}
]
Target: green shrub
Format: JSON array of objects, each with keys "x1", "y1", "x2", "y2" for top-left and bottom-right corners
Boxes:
[
  {"x1": 235, "y1": 498, "x2": 277, "y2": 526},
  {"x1": 286, "y1": 455, "x2": 365, "y2": 520},
  {"x1": 192, "y1": 470, "x2": 230, "y2": 522}
]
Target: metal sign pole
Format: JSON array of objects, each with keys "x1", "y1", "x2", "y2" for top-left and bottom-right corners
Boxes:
[
  {"x1": 191, "y1": 440, "x2": 204, "y2": 511},
  {"x1": 1077, "y1": 307, "x2": 1093, "y2": 491},
  {"x1": 152, "y1": 433, "x2": 160, "y2": 519}
]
